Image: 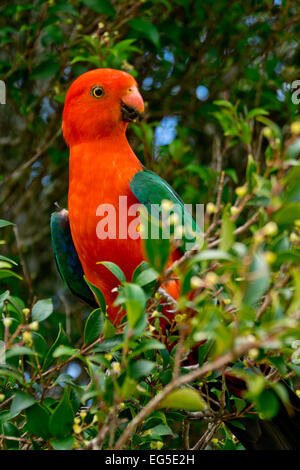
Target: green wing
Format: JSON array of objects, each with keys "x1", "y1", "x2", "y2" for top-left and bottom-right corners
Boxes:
[
  {"x1": 51, "y1": 208, "x2": 98, "y2": 308},
  {"x1": 130, "y1": 168, "x2": 200, "y2": 251}
]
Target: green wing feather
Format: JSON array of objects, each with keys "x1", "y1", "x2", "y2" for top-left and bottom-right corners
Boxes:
[
  {"x1": 50, "y1": 209, "x2": 98, "y2": 308},
  {"x1": 130, "y1": 169, "x2": 201, "y2": 251}
]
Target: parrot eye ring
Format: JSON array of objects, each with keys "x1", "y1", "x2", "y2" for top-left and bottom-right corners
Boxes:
[{"x1": 91, "y1": 86, "x2": 104, "y2": 98}]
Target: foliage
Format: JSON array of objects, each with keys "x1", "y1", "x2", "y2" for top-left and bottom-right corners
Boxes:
[{"x1": 0, "y1": 0, "x2": 300, "y2": 451}]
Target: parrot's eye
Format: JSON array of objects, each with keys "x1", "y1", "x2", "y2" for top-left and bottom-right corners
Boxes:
[{"x1": 91, "y1": 86, "x2": 104, "y2": 99}]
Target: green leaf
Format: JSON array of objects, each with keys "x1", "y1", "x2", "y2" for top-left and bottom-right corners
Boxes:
[
  {"x1": 84, "y1": 308, "x2": 104, "y2": 345},
  {"x1": 84, "y1": 276, "x2": 106, "y2": 313},
  {"x1": 188, "y1": 249, "x2": 233, "y2": 265},
  {"x1": 5, "y1": 346, "x2": 37, "y2": 359},
  {"x1": 49, "y1": 4, "x2": 79, "y2": 16},
  {"x1": 51, "y1": 436, "x2": 75, "y2": 450},
  {"x1": 10, "y1": 392, "x2": 36, "y2": 418},
  {"x1": 0, "y1": 270, "x2": 22, "y2": 280},
  {"x1": 129, "y1": 18, "x2": 160, "y2": 48},
  {"x1": 43, "y1": 323, "x2": 69, "y2": 369},
  {"x1": 116, "y1": 283, "x2": 146, "y2": 328},
  {"x1": 145, "y1": 423, "x2": 174, "y2": 439},
  {"x1": 243, "y1": 253, "x2": 270, "y2": 307},
  {"x1": 97, "y1": 261, "x2": 126, "y2": 283},
  {"x1": 144, "y1": 232, "x2": 170, "y2": 274},
  {"x1": 274, "y1": 202, "x2": 300, "y2": 226},
  {"x1": 213, "y1": 100, "x2": 235, "y2": 109},
  {"x1": 228, "y1": 420, "x2": 246, "y2": 430},
  {"x1": 102, "y1": 317, "x2": 116, "y2": 339},
  {"x1": 0, "y1": 366, "x2": 25, "y2": 385},
  {"x1": 129, "y1": 359, "x2": 155, "y2": 379},
  {"x1": 32, "y1": 298, "x2": 53, "y2": 322},
  {"x1": 198, "y1": 339, "x2": 213, "y2": 366},
  {"x1": 160, "y1": 388, "x2": 206, "y2": 411},
  {"x1": 256, "y1": 116, "x2": 282, "y2": 139},
  {"x1": 82, "y1": 0, "x2": 115, "y2": 16},
  {"x1": 31, "y1": 332, "x2": 47, "y2": 356},
  {"x1": 92, "y1": 335, "x2": 123, "y2": 352},
  {"x1": 41, "y1": 25, "x2": 64, "y2": 46},
  {"x1": 0, "y1": 219, "x2": 15, "y2": 228},
  {"x1": 26, "y1": 404, "x2": 50, "y2": 439},
  {"x1": 31, "y1": 60, "x2": 59, "y2": 80},
  {"x1": 246, "y1": 108, "x2": 269, "y2": 120},
  {"x1": 54, "y1": 374, "x2": 77, "y2": 387},
  {"x1": 246, "y1": 153, "x2": 258, "y2": 192},
  {"x1": 287, "y1": 138, "x2": 300, "y2": 159},
  {"x1": 220, "y1": 213, "x2": 235, "y2": 252},
  {"x1": 52, "y1": 345, "x2": 79, "y2": 358},
  {"x1": 0, "y1": 255, "x2": 17, "y2": 265},
  {"x1": 254, "y1": 389, "x2": 280, "y2": 420},
  {"x1": 132, "y1": 339, "x2": 165, "y2": 356},
  {"x1": 135, "y1": 267, "x2": 158, "y2": 286},
  {"x1": 234, "y1": 398, "x2": 247, "y2": 414},
  {"x1": 70, "y1": 55, "x2": 101, "y2": 67},
  {"x1": 49, "y1": 388, "x2": 74, "y2": 439}
]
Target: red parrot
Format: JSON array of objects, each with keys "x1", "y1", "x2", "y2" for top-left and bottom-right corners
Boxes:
[
  {"x1": 51, "y1": 68, "x2": 193, "y2": 324},
  {"x1": 51, "y1": 69, "x2": 300, "y2": 450}
]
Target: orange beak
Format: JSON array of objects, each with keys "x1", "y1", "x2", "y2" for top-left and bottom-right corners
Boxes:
[{"x1": 121, "y1": 86, "x2": 144, "y2": 122}]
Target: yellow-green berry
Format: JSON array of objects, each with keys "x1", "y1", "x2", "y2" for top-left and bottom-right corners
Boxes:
[
  {"x1": 235, "y1": 186, "x2": 247, "y2": 198},
  {"x1": 206, "y1": 202, "x2": 216, "y2": 214},
  {"x1": 3, "y1": 317, "x2": 12, "y2": 328},
  {"x1": 248, "y1": 348, "x2": 259, "y2": 360},
  {"x1": 205, "y1": 272, "x2": 219, "y2": 287},
  {"x1": 190, "y1": 276, "x2": 203, "y2": 289},
  {"x1": 263, "y1": 221, "x2": 278, "y2": 236},
  {"x1": 230, "y1": 206, "x2": 239, "y2": 217},
  {"x1": 262, "y1": 127, "x2": 272, "y2": 138},
  {"x1": 73, "y1": 424, "x2": 82, "y2": 434},
  {"x1": 22, "y1": 331, "x2": 32, "y2": 344},
  {"x1": 111, "y1": 362, "x2": 121, "y2": 374},
  {"x1": 29, "y1": 321, "x2": 39, "y2": 331},
  {"x1": 264, "y1": 251, "x2": 276, "y2": 264},
  {"x1": 291, "y1": 121, "x2": 300, "y2": 135}
]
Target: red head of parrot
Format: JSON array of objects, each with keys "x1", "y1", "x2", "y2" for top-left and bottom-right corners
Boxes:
[{"x1": 62, "y1": 68, "x2": 144, "y2": 146}]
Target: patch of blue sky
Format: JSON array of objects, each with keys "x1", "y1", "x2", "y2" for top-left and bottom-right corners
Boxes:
[
  {"x1": 142, "y1": 77, "x2": 153, "y2": 90},
  {"x1": 196, "y1": 85, "x2": 209, "y2": 101},
  {"x1": 277, "y1": 89, "x2": 285, "y2": 102},
  {"x1": 66, "y1": 362, "x2": 82, "y2": 379},
  {"x1": 42, "y1": 175, "x2": 51, "y2": 187},
  {"x1": 40, "y1": 96, "x2": 54, "y2": 122},
  {"x1": 154, "y1": 116, "x2": 178, "y2": 147},
  {"x1": 164, "y1": 48, "x2": 175, "y2": 64}
]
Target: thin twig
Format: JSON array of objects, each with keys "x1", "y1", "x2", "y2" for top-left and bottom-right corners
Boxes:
[{"x1": 182, "y1": 420, "x2": 190, "y2": 449}]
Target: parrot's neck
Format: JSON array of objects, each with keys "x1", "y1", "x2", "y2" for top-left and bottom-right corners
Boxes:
[{"x1": 69, "y1": 132, "x2": 141, "y2": 173}]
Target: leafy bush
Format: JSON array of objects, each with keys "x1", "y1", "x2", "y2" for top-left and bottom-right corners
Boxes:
[
  {"x1": 1, "y1": 103, "x2": 300, "y2": 449},
  {"x1": 1, "y1": 0, "x2": 300, "y2": 451}
]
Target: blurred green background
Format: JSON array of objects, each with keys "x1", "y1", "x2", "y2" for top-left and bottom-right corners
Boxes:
[{"x1": 0, "y1": 0, "x2": 299, "y2": 317}]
